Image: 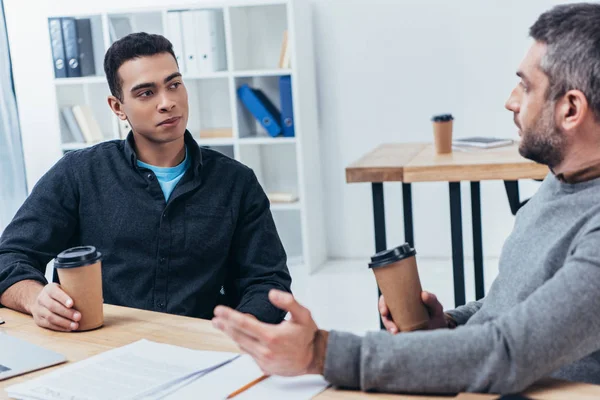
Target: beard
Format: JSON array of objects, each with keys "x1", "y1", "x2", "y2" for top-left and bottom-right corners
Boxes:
[{"x1": 518, "y1": 103, "x2": 567, "y2": 169}]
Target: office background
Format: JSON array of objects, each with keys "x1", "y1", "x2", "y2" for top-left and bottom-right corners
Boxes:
[{"x1": 0, "y1": 0, "x2": 582, "y2": 332}]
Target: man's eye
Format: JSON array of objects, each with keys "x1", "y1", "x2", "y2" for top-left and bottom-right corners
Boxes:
[
  {"x1": 139, "y1": 90, "x2": 152, "y2": 97},
  {"x1": 170, "y1": 82, "x2": 181, "y2": 89},
  {"x1": 520, "y1": 82, "x2": 528, "y2": 92}
]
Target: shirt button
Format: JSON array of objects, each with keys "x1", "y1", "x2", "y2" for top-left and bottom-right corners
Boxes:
[
  {"x1": 160, "y1": 257, "x2": 166, "y2": 264},
  {"x1": 163, "y1": 212, "x2": 167, "y2": 218},
  {"x1": 147, "y1": 173, "x2": 154, "y2": 181},
  {"x1": 157, "y1": 302, "x2": 164, "y2": 309}
]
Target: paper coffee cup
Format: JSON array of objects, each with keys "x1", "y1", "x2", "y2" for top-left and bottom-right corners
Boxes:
[
  {"x1": 369, "y1": 244, "x2": 429, "y2": 332},
  {"x1": 432, "y1": 114, "x2": 454, "y2": 154},
  {"x1": 54, "y1": 246, "x2": 104, "y2": 331}
]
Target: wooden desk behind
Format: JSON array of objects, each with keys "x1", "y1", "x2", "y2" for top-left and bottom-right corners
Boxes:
[
  {"x1": 1, "y1": 306, "x2": 599, "y2": 399},
  {"x1": 345, "y1": 143, "x2": 548, "y2": 311}
]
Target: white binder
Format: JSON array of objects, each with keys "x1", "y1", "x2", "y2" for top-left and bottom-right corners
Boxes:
[
  {"x1": 181, "y1": 10, "x2": 201, "y2": 75},
  {"x1": 166, "y1": 11, "x2": 186, "y2": 74}
]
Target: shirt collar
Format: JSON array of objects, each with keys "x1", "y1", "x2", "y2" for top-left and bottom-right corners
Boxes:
[
  {"x1": 552, "y1": 161, "x2": 600, "y2": 184},
  {"x1": 123, "y1": 130, "x2": 203, "y2": 176}
]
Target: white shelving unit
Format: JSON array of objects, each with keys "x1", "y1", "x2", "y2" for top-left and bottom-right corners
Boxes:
[{"x1": 18, "y1": 0, "x2": 326, "y2": 272}]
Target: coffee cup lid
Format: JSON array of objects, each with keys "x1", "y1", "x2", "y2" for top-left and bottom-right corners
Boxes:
[
  {"x1": 431, "y1": 114, "x2": 454, "y2": 122},
  {"x1": 369, "y1": 243, "x2": 416, "y2": 269},
  {"x1": 55, "y1": 246, "x2": 102, "y2": 269}
]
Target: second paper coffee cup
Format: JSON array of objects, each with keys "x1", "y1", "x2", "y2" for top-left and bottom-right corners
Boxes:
[
  {"x1": 369, "y1": 244, "x2": 429, "y2": 332},
  {"x1": 54, "y1": 246, "x2": 104, "y2": 331}
]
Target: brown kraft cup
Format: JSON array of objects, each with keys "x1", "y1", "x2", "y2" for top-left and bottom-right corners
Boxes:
[
  {"x1": 432, "y1": 114, "x2": 454, "y2": 154},
  {"x1": 54, "y1": 246, "x2": 104, "y2": 331},
  {"x1": 369, "y1": 244, "x2": 429, "y2": 332}
]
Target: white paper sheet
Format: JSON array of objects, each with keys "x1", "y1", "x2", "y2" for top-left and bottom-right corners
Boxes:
[
  {"x1": 6, "y1": 339, "x2": 238, "y2": 400},
  {"x1": 162, "y1": 354, "x2": 330, "y2": 400}
]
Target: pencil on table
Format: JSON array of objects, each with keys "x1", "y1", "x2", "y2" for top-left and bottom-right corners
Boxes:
[{"x1": 226, "y1": 374, "x2": 269, "y2": 399}]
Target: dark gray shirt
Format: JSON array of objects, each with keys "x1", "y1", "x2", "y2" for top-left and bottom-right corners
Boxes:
[
  {"x1": 0, "y1": 131, "x2": 291, "y2": 323},
  {"x1": 324, "y1": 173, "x2": 600, "y2": 394}
]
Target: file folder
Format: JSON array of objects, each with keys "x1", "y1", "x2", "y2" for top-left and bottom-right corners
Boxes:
[
  {"x1": 167, "y1": 11, "x2": 186, "y2": 73},
  {"x1": 75, "y1": 19, "x2": 96, "y2": 77},
  {"x1": 61, "y1": 18, "x2": 81, "y2": 77},
  {"x1": 48, "y1": 18, "x2": 67, "y2": 78},
  {"x1": 279, "y1": 76, "x2": 294, "y2": 137},
  {"x1": 237, "y1": 84, "x2": 282, "y2": 137}
]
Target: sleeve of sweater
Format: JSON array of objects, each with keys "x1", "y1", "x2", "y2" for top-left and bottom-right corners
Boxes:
[
  {"x1": 323, "y1": 227, "x2": 600, "y2": 394},
  {"x1": 445, "y1": 299, "x2": 484, "y2": 325}
]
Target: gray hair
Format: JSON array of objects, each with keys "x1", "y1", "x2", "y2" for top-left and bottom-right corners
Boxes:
[{"x1": 530, "y1": 3, "x2": 600, "y2": 121}]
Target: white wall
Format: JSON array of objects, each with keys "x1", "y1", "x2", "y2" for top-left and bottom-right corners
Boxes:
[
  {"x1": 311, "y1": 0, "x2": 579, "y2": 259},
  {"x1": 3, "y1": 0, "x2": 581, "y2": 261}
]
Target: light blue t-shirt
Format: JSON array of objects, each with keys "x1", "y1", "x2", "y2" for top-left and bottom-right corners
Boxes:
[{"x1": 137, "y1": 147, "x2": 190, "y2": 201}]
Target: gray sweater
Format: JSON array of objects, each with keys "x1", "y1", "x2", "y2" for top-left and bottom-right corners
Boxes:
[{"x1": 324, "y1": 173, "x2": 600, "y2": 394}]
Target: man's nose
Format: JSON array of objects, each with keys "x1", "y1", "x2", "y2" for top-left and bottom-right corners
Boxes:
[{"x1": 505, "y1": 87, "x2": 520, "y2": 113}]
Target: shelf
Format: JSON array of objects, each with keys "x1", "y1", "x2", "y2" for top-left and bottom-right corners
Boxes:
[
  {"x1": 54, "y1": 76, "x2": 106, "y2": 85},
  {"x1": 195, "y1": 138, "x2": 235, "y2": 147},
  {"x1": 233, "y1": 69, "x2": 291, "y2": 77},
  {"x1": 185, "y1": 71, "x2": 230, "y2": 80},
  {"x1": 238, "y1": 137, "x2": 295, "y2": 145},
  {"x1": 271, "y1": 201, "x2": 301, "y2": 211}
]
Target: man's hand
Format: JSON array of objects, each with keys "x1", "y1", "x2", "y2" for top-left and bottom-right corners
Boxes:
[
  {"x1": 31, "y1": 283, "x2": 81, "y2": 332},
  {"x1": 379, "y1": 291, "x2": 449, "y2": 334},
  {"x1": 213, "y1": 290, "x2": 322, "y2": 377}
]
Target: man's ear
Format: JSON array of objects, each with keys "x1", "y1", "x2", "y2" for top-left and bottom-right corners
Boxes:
[
  {"x1": 107, "y1": 96, "x2": 128, "y2": 121},
  {"x1": 556, "y1": 89, "x2": 589, "y2": 133}
]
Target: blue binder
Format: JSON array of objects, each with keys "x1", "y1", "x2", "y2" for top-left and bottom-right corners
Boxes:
[
  {"x1": 279, "y1": 75, "x2": 295, "y2": 137},
  {"x1": 61, "y1": 18, "x2": 82, "y2": 77},
  {"x1": 237, "y1": 84, "x2": 282, "y2": 137},
  {"x1": 48, "y1": 18, "x2": 67, "y2": 78}
]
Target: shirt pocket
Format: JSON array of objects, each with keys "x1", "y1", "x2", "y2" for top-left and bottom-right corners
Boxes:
[{"x1": 185, "y1": 204, "x2": 234, "y2": 263}]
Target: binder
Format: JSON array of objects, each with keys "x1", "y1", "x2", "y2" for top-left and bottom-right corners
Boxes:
[
  {"x1": 181, "y1": 11, "x2": 200, "y2": 75},
  {"x1": 237, "y1": 84, "x2": 282, "y2": 137},
  {"x1": 61, "y1": 18, "x2": 81, "y2": 77},
  {"x1": 279, "y1": 76, "x2": 294, "y2": 137},
  {"x1": 48, "y1": 18, "x2": 67, "y2": 78},
  {"x1": 166, "y1": 11, "x2": 186, "y2": 73},
  {"x1": 75, "y1": 19, "x2": 96, "y2": 77},
  {"x1": 195, "y1": 10, "x2": 226, "y2": 73},
  {"x1": 60, "y1": 107, "x2": 86, "y2": 143}
]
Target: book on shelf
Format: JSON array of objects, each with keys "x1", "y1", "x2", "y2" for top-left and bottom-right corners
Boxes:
[
  {"x1": 278, "y1": 30, "x2": 291, "y2": 69},
  {"x1": 108, "y1": 16, "x2": 133, "y2": 43},
  {"x1": 267, "y1": 192, "x2": 298, "y2": 204},
  {"x1": 199, "y1": 128, "x2": 233, "y2": 139},
  {"x1": 70, "y1": 105, "x2": 104, "y2": 144}
]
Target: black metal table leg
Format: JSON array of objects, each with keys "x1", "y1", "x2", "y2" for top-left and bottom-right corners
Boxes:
[
  {"x1": 402, "y1": 183, "x2": 414, "y2": 247},
  {"x1": 471, "y1": 182, "x2": 485, "y2": 300},
  {"x1": 449, "y1": 182, "x2": 466, "y2": 307},
  {"x1": 372, "y1": 183, "x2": 387, "y2": 329}
]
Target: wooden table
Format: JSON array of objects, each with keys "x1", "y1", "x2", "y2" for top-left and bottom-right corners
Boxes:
[
  {"x1": 346, "y1": 143, "x2": 548, "y2": 311},
  {"x1": 1, "y1": 305, "x2": 599, "y2": 399}
]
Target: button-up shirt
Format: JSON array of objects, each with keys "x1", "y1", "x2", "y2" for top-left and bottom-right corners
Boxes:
[{"x1": 0, "y1": 131, "x2": 291, "y2": 323}]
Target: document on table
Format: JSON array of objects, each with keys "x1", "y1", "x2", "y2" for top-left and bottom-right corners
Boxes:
[
  {"x1": 5, "y1": 339, "x2": 238, "y2": 400},
  {"x1": 162, "y1": 354, "x2": 330, "y2": 400}
]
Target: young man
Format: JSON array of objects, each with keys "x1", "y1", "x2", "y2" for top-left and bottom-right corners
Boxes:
[
  {"x1": 213, "y1": 3, "x2": 600, "y2": 394},
  {"x1": 0, "y1": 33, "x2": 291, "y2": 331}
]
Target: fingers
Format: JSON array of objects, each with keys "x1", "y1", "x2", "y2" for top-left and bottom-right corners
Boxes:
[
  {"x1": 47, "y1": 283, "x2": 74, "y2": 308},
  {"x1": 213, "y1": 306, "x2": 269, "y2": 341},
  {"x1": 378, "y1": 295, "x2": 389, "y2": 317},
  {"x1": 268, "y1": 290, "x2": 312, "y2": 324},
  {"x1": 422, "y1": 291, "x2": 444, "y2": 316},
  {"x1": 381, "y1": 315, "x2": 399, "y2": 334},
  {"x1": 35, "y1": 308, "x2": 79, "y2": 331},
  {"x1": 213, "y1": 318, "x2": 269, "y2": 358},
  {"x1": 39, "y1": 295, "x2": 81, "y2": 323}
]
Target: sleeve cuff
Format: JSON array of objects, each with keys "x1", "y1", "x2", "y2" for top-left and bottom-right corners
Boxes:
[
  {"x1": 0, "y1": 263, "x2": 48, "y2": 303},
  {"x1": 235, "y1": 298, "x2": 286, "y2": 324},
  {"x1": 323, "y1": 330, "x2": 363, "y2": 389}
]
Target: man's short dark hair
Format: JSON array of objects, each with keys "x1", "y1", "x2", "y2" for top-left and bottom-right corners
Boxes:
[
  {"x1": 530, "y1": 3, "x2": 600, "y2": 121},
  {"x1": 103, "y1": 32, "x2": 177, "y2": 102}
]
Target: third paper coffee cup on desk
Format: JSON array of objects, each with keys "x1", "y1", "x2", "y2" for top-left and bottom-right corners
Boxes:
[
  {"x1": 369, "y1": 244, "x2": 429, "y2": 332},
  {"x1": 54, "y1": 246, "x2": 104, "y2": 331}
]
